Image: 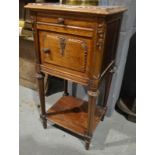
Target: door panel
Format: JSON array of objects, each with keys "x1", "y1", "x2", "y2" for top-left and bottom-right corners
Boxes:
[{"x1": 39, "y1": 31, "x2": 91, "y2": 72}]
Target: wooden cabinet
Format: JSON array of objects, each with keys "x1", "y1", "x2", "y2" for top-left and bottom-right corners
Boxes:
[{"x1": 25, "y1": 3, "x2": 126, "y2": 150}]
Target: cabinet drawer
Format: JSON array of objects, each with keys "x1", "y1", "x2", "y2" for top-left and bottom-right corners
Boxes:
[
  {"x1": 39, "y1": 31, "x2": 91, "y2": 73},
  {"x1": 36, "y1": 13, "x2": 95, "y2": 37},
  {"x1": 37, "y1": 13, "x2": 96, "y2": 29},
  {"x1": 37, "y1": 23, "x2": 93, "y2": 37}
]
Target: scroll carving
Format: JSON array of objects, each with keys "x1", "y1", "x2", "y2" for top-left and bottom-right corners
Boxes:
[
  {"x1": 96, "y1": 23, "x2": 106, "y2": 51},
  {"x1": 81, "y1": 41, "x2": 88, "y2": 71},
  {"x1": 88, "y1": 90, "x2": 100, "y2": 97}
]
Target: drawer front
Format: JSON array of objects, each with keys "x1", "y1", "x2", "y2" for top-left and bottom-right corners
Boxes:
[
  {"x1": 37, "y1": 23, "x2": 93, "y2": 38},
  {"x1": 37, "y1": 13, "x2": 96, "y2": 29},
  {"x1": 39, "y1": 31, "x2": 91, "y2": 73},
  {"x1": 36, "y1": 13, "x2": 95, "y2": 37}
]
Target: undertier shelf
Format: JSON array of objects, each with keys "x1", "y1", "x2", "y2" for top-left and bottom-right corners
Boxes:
[{"x1": 46, "y1": 96, "x2": 106, "y2": 137}]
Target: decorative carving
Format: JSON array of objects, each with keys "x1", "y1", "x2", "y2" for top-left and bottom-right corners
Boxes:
[
  {"x1": 58, "y1": 36, "x2": 66, "y2": 56},
  {"x1": 42, "y1": 34, "x2": 88, "y2": 72},
  {"x1": 88, "y1": 90, "x2": 99, "y2": 97},
  {"x1": 96, "y1": 23, "x2": 106, "y2": 51},
  {"x1": 81, "y1": 41, "x2": 88, "y2": 71},
  {"x1": 42, "y1": 48, "x2": 50, "y2": 54},
  {"x1": 81, "y1": 41, "x2": 88, "y2": 53}
]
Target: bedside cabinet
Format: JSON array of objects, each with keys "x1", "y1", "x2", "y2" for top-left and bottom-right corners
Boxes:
[{"x1": 25, "y1": 3, "x2": 126, "y2": 150}]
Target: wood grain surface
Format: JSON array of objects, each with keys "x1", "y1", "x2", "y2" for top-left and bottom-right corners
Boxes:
[{"x1": 46, "y1": 96, "x2": 105, "y2": 137}]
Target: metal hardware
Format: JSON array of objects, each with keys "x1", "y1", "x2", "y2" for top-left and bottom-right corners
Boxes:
[
  {"x1": 59, "y1": 37, "x2": 66, "y2": 56},
  {"x1": 57, "y1": 18, "x2": 65, "y2": 24},
  {"x1": 110, "y1": 66, "x2": 117, "y2": 73},
  {"x1": 42, "y1": 48, "x2": 50, "y2": 54},
  {"x1": 100, "y1": 60, "x2": 115, "y2": 78}
]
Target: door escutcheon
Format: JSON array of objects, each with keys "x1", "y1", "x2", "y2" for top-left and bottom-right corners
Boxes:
[{"x1": 58, "y1": 36, "x2": 66, "y2": 56}]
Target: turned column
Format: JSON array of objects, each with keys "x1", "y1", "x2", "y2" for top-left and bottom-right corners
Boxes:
[
  {"x1": 85, "y1": 90, "x2": 99, "y2": 150},
  {"x1": 36, "y1": 73, "x2": 47, "y2": 129}
]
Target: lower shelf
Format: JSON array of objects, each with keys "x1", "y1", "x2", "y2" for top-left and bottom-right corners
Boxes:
[{"x1": 46, "y1": 96, "x2": 106, "y2": 137}]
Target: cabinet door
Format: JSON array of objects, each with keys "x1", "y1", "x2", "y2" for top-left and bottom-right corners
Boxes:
[{"x1": 39, "y1": 31, "x2": 91, "y2": 73}]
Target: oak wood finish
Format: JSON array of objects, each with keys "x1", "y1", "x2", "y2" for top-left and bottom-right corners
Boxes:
[
  {"x1": 25, "y1": 3, "x2": 126, "y2": 150},
  {"x1": 46, "y1": 96, "x2": 105, "y2": 136},
  {"x1": 39, "y1": 31, "x2": 91, "y2": 72}
]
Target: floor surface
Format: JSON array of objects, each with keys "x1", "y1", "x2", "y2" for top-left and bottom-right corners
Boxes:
[{"x1": 19, "y1": 86, "x2": 136, "y2": 155}]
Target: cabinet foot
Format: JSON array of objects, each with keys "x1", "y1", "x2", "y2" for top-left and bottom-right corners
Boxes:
[
  {"x1": 40, "y1": 114, "x2": 47, "y2": 129},
  {"x1": 43, "y1": 120, "x2": 47, "y2": 129},
  {"x1": 85, "y1": 140, "x2": 90, "y2": 150}
]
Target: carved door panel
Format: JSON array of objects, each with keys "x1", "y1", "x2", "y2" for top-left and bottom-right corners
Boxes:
[{"x1": 39, "y1": 31, "x2": 91, "y2": 72}]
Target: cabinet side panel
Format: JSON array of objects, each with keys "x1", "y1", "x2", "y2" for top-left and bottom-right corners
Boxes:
[{"x1": 102, "y1": 16, "x2": 122, "y2": 72}]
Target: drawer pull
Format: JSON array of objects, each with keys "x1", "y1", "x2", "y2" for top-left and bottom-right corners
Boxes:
[
  {"x1": 42, "y1": 48, "x2": 50, "y2": 54},
  {"x1": 57, "y1": 18, "x2": 65, "y2": 25}
]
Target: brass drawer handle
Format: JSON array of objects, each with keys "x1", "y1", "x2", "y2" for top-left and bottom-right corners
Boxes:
[
  {"x1": 57, "y1": 18, "x2": 65, "y2": 25},
  {"x1": 42, "y1": 48, "x2": 50, "y2": 54}
]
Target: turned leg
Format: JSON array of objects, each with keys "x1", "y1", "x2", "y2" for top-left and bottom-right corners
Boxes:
[
  {"x1": 36, "y1": 73, "x2": 47, "y2": 129},
  {"x1": 37, "y1": 74, "x2": 48, "y2": 108},
  {"x1": 85, "y1": 138, "x2": 91, "y2": 150},
  {"x1": 86, "y1": 90, "x2": 99, "y2": 150},
  {"x1": 63, "y1": 80, "x2": 69, "y2": 96}
]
